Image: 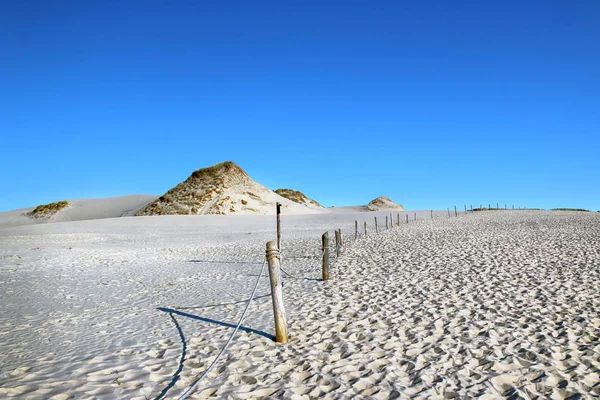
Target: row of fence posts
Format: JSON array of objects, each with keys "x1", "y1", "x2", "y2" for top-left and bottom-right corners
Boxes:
[
  {"x1": 445, "y1": 203, "x2": 527, "y2": 218},
  {"x1": 267, "y1": 206, "x2": 421, "y2": 343},
  {"x1": 266, "y1": 201, "x2": 528, "y2": 343}
]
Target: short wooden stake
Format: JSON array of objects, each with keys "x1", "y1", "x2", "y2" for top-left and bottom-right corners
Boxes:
[
  {"x1": 266, "y1": 241, "x2": 288, "y2": 343},
  {"x1": 414, "y1": 212, "x2": 416, "y2": 221},
  {"x1": 355, "y1": 220, "x2": 358, "y2": 240},
  {"x1": 398, "y1": 213, "x2": 401, "y2": 226},
  {"x1": 470, "y1": 204, "x2": 473, "y2": 212},
  {"x1": 335, "y1": 230, "x2": 341, "y2": 257},
  {"x1": 390, "y1": 213, "x2": 393, "y2": 228},
  {"x1": 322, "y1": 232, "x2": 329, "y2": 280},
  {"x1": 385, "y1": 216, "x2": 388, "y2": 229},
  {"x1": 447, "y1": 208, "x2": 450, "y2": 217},
  {"x1": 454, "y1": 205, "x2": 457, "y2": 217},
  {"x1": 364, "y1": 221, "x2": 367, "y2": 236},
  {"x1": 338, "y1": 228, "x2": 343, "y2": 247},
  {"x1": 430, "y1": 210, "x2": 433, "y2": 219},
  {"x1": 406, "y1": 214, "x2": 409, "y2": 223},
  {"x1": 464, "y1": 205, "x2": 467, "y2": 213},
  {"x1": 375, "y1": 217, "x2": 378, "y2": 233}
]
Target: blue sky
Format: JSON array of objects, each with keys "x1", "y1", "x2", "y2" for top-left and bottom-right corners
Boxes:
[{"x1": 1, "y1": 0, "x2": 598, "y2": 212}]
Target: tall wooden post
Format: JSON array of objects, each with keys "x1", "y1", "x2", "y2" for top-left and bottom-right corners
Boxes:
[
  {"x1": 390, "y1": 213, "x2": 393, "y2": 228},
  {"x1": 322, "y1": 232, "x2": 329, "y2": 281},
  {"x1": 335, "y1": 229, "x2": 341, "y2": 257},
  {"x1": 431, "y1": 210, "x2": 433, "y2": 219},
  {"x1": 454, "y1": 205, "x2": 457, "y2": 217},
  {"x1": 355, "y1": 220, "x2": 358, "y2": 240},
  {"x1": 464, "y1": 205, "x2": 467, "y2": 213},
  {"x1": 364, "y1": 221, "x2": 367, "y2": 236},
  {"x1": 406, "y1": 214, "x2": 409, "y2": 223},
  {"x1": 398, "y1": 213, "x2": 401, "y2": 226},
  {"x1": 375, "y1": 217, "x2": 378, "y2": 233},
  {"x1": 448, "y1": 208, "x2": 450, "y2": 217},
  {"x1": 385, "y1": 216, "x2": 388, "y2": 229},
  {"x1": 276, "y1": 203, "x2": 281, "y2": 251},
  {"x1": 266, "y1": 241, "x2": 288, "y2": 343},
  {"x1": 470, "y1": 204, "x2": 473, "y2": 212},
  {"x1": 338, "y1": 228, "x2": 343, "y2": 247},
  {"x1": 414, "y1": 212, "x2": 416, "y2": 221}
]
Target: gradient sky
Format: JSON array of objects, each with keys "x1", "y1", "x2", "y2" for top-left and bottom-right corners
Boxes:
[{"x1": 1, "y1": 0, "x2": 599, "y2": 212}]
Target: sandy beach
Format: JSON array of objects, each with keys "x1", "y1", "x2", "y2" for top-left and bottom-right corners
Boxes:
[{"x1": 1, "y1": 210, "x2": 599, "y2": 398}]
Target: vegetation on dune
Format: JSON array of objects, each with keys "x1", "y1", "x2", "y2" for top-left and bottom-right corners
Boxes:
[
  {"x1": 275, "y1": 188, "x2": 323, "y2": 208},
  {"x1": 552, "y1": 208, "x2": 590, "y2": 212},
  {"x1": 24, "y1": 200, "x2": 70, "y2": 219}
]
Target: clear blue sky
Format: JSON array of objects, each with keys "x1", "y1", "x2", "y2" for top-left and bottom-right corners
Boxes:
[{"x1": 1, "y1": 1, "x2": 599, "y2": 212}]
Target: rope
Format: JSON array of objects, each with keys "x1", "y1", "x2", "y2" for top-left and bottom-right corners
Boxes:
[{"x1": 178, "y1": 258, "x2": 267, "y2": 400}]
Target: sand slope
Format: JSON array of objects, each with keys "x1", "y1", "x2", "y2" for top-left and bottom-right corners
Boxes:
[{"x1": 0, "y1": 195, "x2": 158, "y2": 228}]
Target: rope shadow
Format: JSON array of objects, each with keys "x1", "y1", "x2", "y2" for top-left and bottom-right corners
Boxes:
[
  {"x1": 154, "y1": 311, "x2": 187, "y2": 400},
  {"x1": 157, "y1": 307, "x2": 275, "y2": 341}
]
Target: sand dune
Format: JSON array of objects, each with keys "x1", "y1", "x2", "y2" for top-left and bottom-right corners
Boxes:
[{"x1": 1, "y1": 210, "x2": 599, "y2": 398}]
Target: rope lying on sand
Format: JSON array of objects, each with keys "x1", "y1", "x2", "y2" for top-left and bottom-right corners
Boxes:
[{"x1": 177, "y1": 258, "x2": 267, "y2": 400}]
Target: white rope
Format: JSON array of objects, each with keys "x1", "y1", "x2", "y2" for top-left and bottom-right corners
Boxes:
[{"x1": 178, "y1": 258, "x2": 267, "y2": 399}]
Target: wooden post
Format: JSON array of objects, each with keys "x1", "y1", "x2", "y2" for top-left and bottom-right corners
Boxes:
[
  {"x1": 375, "y1": 217, "x2": 378, "y2": 233},
  {"x1": 512, "y1": 204, "x2": 514, "y2": 210},
  {"x1": 321, "y1": 233, "x2": 329, "y2": 281},
  {"x1": 505, "y1": 204, "x2": 507, "y2": 210},
  {"x1": 398, "y1": 213, "x2": 401, "y2": 226},
  {"x1": 488, "y1": 204, "x2": 491, "y2": 210},
  {"x1": 364, "y1": 221, "x2": 367, "y2": 236},
  {"x1": 338, "y1": 228, "x2": 343, "y2": 247},
  {"x1": 430, "y1": 210, "x2": 433, "y2": 219},
  {"x1": 448, "y1": 208, "x2": 450, "y2": 217},
  {"x1": 390, "y1": 213, "x2": 393, "y2": 228},
  {"x1": 276, "y1": 203, "x2": 281, "y2": 251},
  {"x1": 355, "y1": 220, "x2": 358, "y2": 240},
  {"x1": 335, "y1": 229, "x2": 341, "y2": 257},
  {"x1": 406, "y1": 214, "x2": 409, "y2": 223},
  {"x1": 385, "y1": 216, "x2": 388, "y2": 229},
  {"x1": 464, "y1": 205, "x2": 467, "y2": 213},
  {"x1": 414, "y1": 212, "x2": 416, "y2": 221},
  {"x1": 454, "y1": 205, "x2": 457, "y2": 217},
  {"x1": 497, "y1": 202, "x2": 499, "y2": 210},
  {"x1": 470, "y1": 204, "x2": 473, "y2": 212},
  {"x1": 266, "y1": 241, "x2": 288, "y2": 343}
]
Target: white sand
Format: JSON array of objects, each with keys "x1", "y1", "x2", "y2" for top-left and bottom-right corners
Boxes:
[{"x1": 1, "y1": 210, "x2": 599, "y2": 398}]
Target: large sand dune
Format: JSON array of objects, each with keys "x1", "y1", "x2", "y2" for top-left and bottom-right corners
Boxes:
[{"x1": 1, "y1": 210, "x2": 599, "y2": 398}]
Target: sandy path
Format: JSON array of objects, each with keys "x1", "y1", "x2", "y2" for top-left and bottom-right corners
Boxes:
[{"x1": 1, "y1": 211, "x2": 599, "y2": 398}]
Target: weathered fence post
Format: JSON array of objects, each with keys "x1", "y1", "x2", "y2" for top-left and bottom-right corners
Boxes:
[
  {"x1": 266, "y1": 241, "x2": 288, "y2": 343},
  {"x1": 464, "y1": 205, "x2": 467, "y2": 213},
  {"x1": 414, "y1": 212, "x2": 416, "y2": 221},
  {"x1": 276, "y1": 203, "x2": 281, "y2": 250},
  {"x1": 497, "y1": 203, "x2": 499, "y2": 210},
  {"x1": 454, "y1": 205, "x2": 457, "y2": 217},
  {"x1": 448, "y1": 208, "x2": 450, "y2": 217},
  {"x1": 488, "y1": 204, "x2": 491, "y2": 210},
  {"x1": 386, "y1": 216, "x2": 388, "y2": 229},
  {"x1": 364, "y1": 221, "x2": 367, "y2": 236},
  {"x1": 390, "y1": 213, "x2": 393, "y2": 228},
  {"x1": 335, "y1": 229, "x2": 341, "y2": 257},
  {"x1": 431, "y1": 210, "x2": 433, "y2": 219},
  {"x1": 375, "y1": 217, "x2": 378, "y2": 233},
  {"x1": 338, "y1": 228, "x2": 343, "y2": 248},
  {"x1": 470, "y1": 204, "x2": 473, "y2": 212},
  {"x1": 322, "y1": 232, "x2": 329, "y2": 281},
  {"x1": 406, "y1": 214, "x2": 409, "y2": 223},
  {"x1": 355, "y1": 220, "x2": 358, "y2": 240},
  {"x1": 398, "y1": 213, "x2": 401, "y2": 226}
]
